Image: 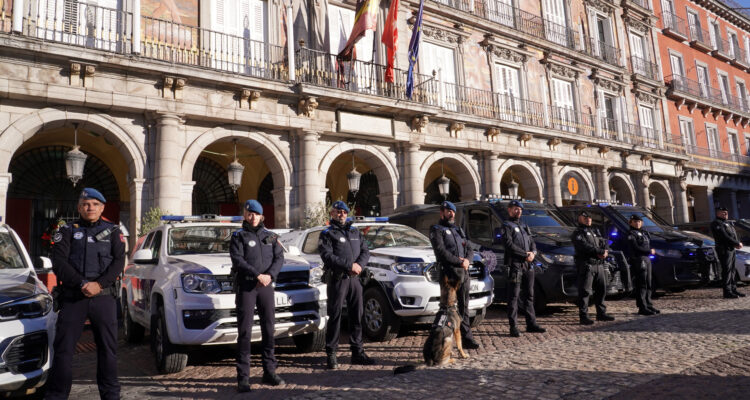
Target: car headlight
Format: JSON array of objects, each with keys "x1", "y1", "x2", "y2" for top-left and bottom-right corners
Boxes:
[
  {"x1": 0, "y1": 293, "x2": 53, "y2": 321},
  {"x1": 391, "y1": 262, "x2": 430, "y2": 275},
  {"x1": 181, "y1": 274, "x2": 221, "y2": 294},
  {"x1": 309, "y1": 264, "x2": 324, "y2": 286},
  {"x1": 653, "y1": 249, "x2": 682, "y2": 258},
  {"x1": 539, "y1": 253, "x2": 574, "y2": 265}
]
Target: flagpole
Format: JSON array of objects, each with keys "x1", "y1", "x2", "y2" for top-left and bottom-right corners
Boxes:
[{"x1": 370, "y1": 13, "x2": 378, "y2": 92}]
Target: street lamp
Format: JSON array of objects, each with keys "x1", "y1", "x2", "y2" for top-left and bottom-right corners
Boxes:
[
  {"x1": 649, "y1": 193, "x2": 656, "y2": 207},
  {"x1": 65, "y1": 123, "x2": 87, "y2": 186},
  {"x1": 346, "y1": 151, "x2": 361, "y2": 195},
  {"x1": 687, "y1": 191, "x2": 695, "y2": 208},
  {"x1": 610, "y1": 188, "x2": 617, "y2": 203},
  {"x1": 438, "y1": 160, "x2": 450, "y2": 199},
  {"x1": 508, "y1": 170, "x2": 519, "y2": 198},
  {"x1": 227, "y1": 139, "x2": 244, "y2": 193}
]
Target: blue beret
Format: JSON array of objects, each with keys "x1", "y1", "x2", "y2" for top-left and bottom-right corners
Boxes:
[
  {"x1": 716, "y1": 206, "x2": 729, "y2": 211},
  {"x1": 244, "y1": 199, "x2": 263, "y2": 215},
  {"x1": 508, "y1": 200, "x2": 524, "y2": 209},
  {"x1": 80, "y1": 188, "x2": 106, "y2": 204},
  {"x1": 440, "y1": 201, "x2": 456, "y2": 212},
  {"x1": 579, "y1": 210, "x2": 591, "y2": 218},
  {"x1": 332, "y1": 201, "x2": 350, "y2": 213}
]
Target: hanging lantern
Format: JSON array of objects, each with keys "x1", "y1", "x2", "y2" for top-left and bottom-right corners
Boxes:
[
  {"x1": 65, "y1": 123, "x2": 87, "y2": 185},
  {"x1": 687, "y1": 194, "x2": 695, "y2": 208},
  {"x1": 610, "y1": 188, "x2": 617, "y2": 203},
  {"x1": 438, "y1": 174, "x2": 450, "y2": 199},
  {"x1": 508, "y1": 178, "x2": 519, "y2": 198},
  {"x1": 347, "y1": 151, "x2": 361, "y2": 195},
  {"x1": 227, "y1": 139, "x2": 244, "y2": 192}
]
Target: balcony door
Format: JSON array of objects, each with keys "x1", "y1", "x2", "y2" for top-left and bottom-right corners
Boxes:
[
  {"x1": 551, "y1": 78, "x2": 575, "y2": 132},
  {"x1": 328, "y1": 4, "x2": 375, "y2": 93},
  {"x1": 629, "y1": 32, "x2": 647, "y2": 75},
  {"x1": 421, "y1": 42, "x2": 457, "y2": 110},
  {"x1": 211, "y1": 0, "x2": 267, "y2": 74},
  {"x1": 707, "y1": 126, "x2": 720, "y2": 157},
  {"x1": 543, "y1": 0, "x2": 568, "y2": 46},
  {"x1": 687, "y1": 11, "x2": 702, "y2": 41},
  {"x1": 696, "y1": 65, "x2": 710, "y2": 97},
  {"x1": 679, "y1": 119, "x2": 696, "y2": 148},
  {"x1": 638, "y1": 105, "x2": 656, "y2": 146},
  {"x1": 488, "y1": 0, "x2": 514, "y2": 28},
  {"x1": 669, "y1": 53, "x2": 684, "y2": 85},
  {"x1": 495, "y1": 63, "x2": 521, "y2": 122},
  {"x1": 719, "y1": 74, "x2": 731, "y2": 105}
]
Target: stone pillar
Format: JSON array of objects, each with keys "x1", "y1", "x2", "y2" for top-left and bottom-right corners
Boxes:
[
  {"x1": 128, "y1": 178, "x2": 145, "y2": 250},
  {"x1": 132, "y1": 0, "x2": 141, "y2": 53},
  {"x1": 181, "y1": 181, "x2": 196, "y2": 215},
  {"x1": 545, "y1": 159, "x2": 562, "y2": 206},
  {"x1": 593, "y1": 166, "x2": 610, "y2": 202},
  {"x1": 272, "y1": 186, "x2": 292, "y2": 228},
  {"x1": 402, "y1": 143, "x2": 423, "y2": 206},
  {"x1": 154, "y1": 114, "x2": 184, "y2": 215},
  {"x1": 11, "y1": 0, "x2": 23, "y2": 33},
  {"x1": 672, "y1": 177, "x2": 689, "y2": 224},
  {"x1": 637, "y1": 171, "x2": 651, "y2": 209},
  {"x1": 485, "y1": 151, "x2": 501, "y2": 197},
  {"x1": 729, "y1": 190, "x2": 739, "y2": 221},
  {"x1": 0, "y1": 173, "x2": 12, "y2": 223},
  {"x1": 706, "y1": 188, "x2": 716, "y2": 221},
  {"x1": 297, "y1": 129, "x2": 321, "y2": 223}
]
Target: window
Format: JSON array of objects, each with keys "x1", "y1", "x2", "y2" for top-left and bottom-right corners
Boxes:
[
  {"x1": 745, "y1": 36, "x2": 750, "y2": 64},
  {"x1": 638, "y1": 105, "x2": 656, "y2": 143},
  {"x1": 707, "y1": 125, "x2": 720, "y2": 156},
  {"x1": 495, "y1": 63, "x2": 521, "y2": 121},
  {"x1": 467, "y1": 208, "x2": 493, "y2": 246},
  {"x1": 329, "y1": 4, "x2": 373, "y2": 63},
  {"x1": 661, "y1": 0, "x2": 675, "y2": 27},
  {"x1": 696, "y1": 65, "x2": 710, "y2": 96},
  {"x1": 420, "y1": 41, "x2": 457, "y2": 110},
  {"x1": 737, "y1": 81, "x2": 748, "y2": 110},
  {"x1": 302, "y1": 230, "x2": 321, "y2": 254},
  {"x1": 719, "y1": 74, "x2": 731, "y2": 104},
  {"x1": 211, "y1": 0, "x2": 267, "y2": 72},
  {"x1": 601, "y1": 94, "x2": 618, "y2": 135},
  {"x1": 543, "y1": 0, "x2": 568, "y2": 46},
  {"x1": 687, "y1": 11, "x2": 702, "y2": 41},
  {"x1": 551, "y1": 78, "x2": 576, "y2": 132},
  {"x1": 729, "y1": 31, "x2": 740, "y2": 58},
  {"x1": 592, "y1": 14, "x2": 614, "y2": 57},
  {"x1": 629, "y1": 32, "x2": 647, "y2": 75},
  {"x1": 679, "y1": 118, "x2": 696, "y2": 147},
  {"x1": 489, "y1": 0, "x2": 514, "y2": 28},
  {"x1": 728, "y1": 131, "x2": 740, "y2": 155},
  {"x1": 669, "y1": 53, "x2": 684, "y2": 78},
  {"x1": 709, "y1": 19, "x2": 721, "y2": 51},
  {"x1": 745, "y1": 135, "x2": 750, "y2": 156}
]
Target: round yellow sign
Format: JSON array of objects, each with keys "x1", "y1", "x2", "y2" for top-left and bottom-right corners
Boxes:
[{"x1": 567, "y1": 177, "x2": 579, "y2": 196}]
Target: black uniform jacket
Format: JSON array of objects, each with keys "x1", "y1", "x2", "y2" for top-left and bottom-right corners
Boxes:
[
  {"x1": 429, "y1": 219, "x2": 473, "y2": 269},
  {"x1": 318, "y1": 220, "x2": 370, "y2": 274},
  {"x1": 230, "y1": 222, "x2": 284, "y2": 283},
  {"x1": 501, "y1": 218, "x2": 536, "y2": 267},
  {"x1": 572, "y1": 224, "x2": 608, "y2": 266},
  {"x1": 52, "y1": 218, "x2": 125, "y2": 290},
  {"x1": 626, "y1": 227, "x2": 652, "y2": 264},
  {"x1": 711, "y1": 218, "x2": 740, "y2": 252}
]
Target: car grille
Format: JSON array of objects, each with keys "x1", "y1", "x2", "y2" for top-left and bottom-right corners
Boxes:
[
  {"x1": 2, "y1": 331, "x2": 47, "y2": 374},
  {"x1": 276, "y1": 270, "x2": 310, "y2": 290},
  {"x1": 468, "y1": 264, "x2": 485, "y2": 280},
  {"x1": 183, "y1": 302, "x2": 320, "y2": 330},
  {"x1": 424, "y1": 263, "x2": 484, "y2": 282}
]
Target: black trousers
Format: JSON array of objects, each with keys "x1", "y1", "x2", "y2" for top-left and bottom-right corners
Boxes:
[
  {"x1": 435, "y1": 267, "x2": 474, "y2": 340},
  {"x1": 236, "y1": 283, "x2": 277, "y2": 379},
  {"x1": 507, "y1": 264, "x2": 537, "y2": 328},
  {"x1": 577, "y1": 263, "x2": 607, "y2": 316},
  {"x1": 46, "y1": 294, "x2": 119, "y2": 400},
  {"x1": 717, "y1": 249, "x2": 738, "y2": 295},
  {"x1": 631, "y1": 258, "x2": 654, "y2": 311},
  {"x1": 325, "y1": 276, "x2": 364, "y2": 354}
]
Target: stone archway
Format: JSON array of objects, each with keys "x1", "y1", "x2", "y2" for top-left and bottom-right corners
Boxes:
[
  {"x1": 420, "y1": 152, "x2": 480, "y2": 202},
  {"x1": 609, "y1": 173, "x2": 636, "y2": 205},
  {"x1": 497, "y1": 160, "x2": 545, "y2": 201},
  {"x1": 649, "y1": 180, "x2": 674, "y2": 224},
  {"x1": 559, "y1": 166, "x2": 595, "y2": 205}
]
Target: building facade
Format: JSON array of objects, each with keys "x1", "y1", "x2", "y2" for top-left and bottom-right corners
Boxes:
[{"x1": 0, "y1": 0, "x2": 744, "y2": 259}]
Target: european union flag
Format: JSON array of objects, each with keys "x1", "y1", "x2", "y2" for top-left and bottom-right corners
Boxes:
[{"x1": 405, "y1": 0, "x2": 425, "y2": 99}]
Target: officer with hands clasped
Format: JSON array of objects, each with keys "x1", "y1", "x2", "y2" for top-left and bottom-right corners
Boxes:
[
  {"x1": 318, "y1": 201, "x2": 376, "y2": 370},
  {"x1": 625, "y1": 214, "x2": 660, "y2": 315},
  {"x1": 429, "y1": 201, "x2": 480, "y2": 349},
  {"x1": 46, "y1": 188, "x2": 125, "y2": 400},
  {"x1": 502, "y1": 200, "x2": 546, "y2": 337},
  {"x1": 571, "y1": 210, "x2": 615, "y2": 325},
  {"x1": 230, "y1": 200, "x2": 285, "y2": 393},
  {"x1": 710, "y1": 206, "x2": 746, "y2": 299}
]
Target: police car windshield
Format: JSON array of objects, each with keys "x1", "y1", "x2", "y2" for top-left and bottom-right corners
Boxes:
[
  {"x1": 495, "y1": 204, "x2": 566, "y2": 227},
  {"x1": 614, "y1": 210, "x2": 666, "y2": 233},
  {"x1": 358, "y1": 224, "x2": 430, "y2": 249},
  {"x1": 0, "y1": 232, "x2": 26, "y2": 269},
  {"x1": 168, "y1": 226, "x2": 235, "y2": 255}
]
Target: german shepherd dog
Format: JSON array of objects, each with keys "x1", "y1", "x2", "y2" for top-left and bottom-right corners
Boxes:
[{"x1": 423, "y1": 271, "x2": 468, "y2": 366}]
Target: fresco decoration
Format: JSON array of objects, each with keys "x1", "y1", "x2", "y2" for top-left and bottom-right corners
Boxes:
[
  {"x1": 142, "y1": 0, "x2": 199, "y2": 26},
  {"x1": 141, "y1": 0, "x2": 200, "y2": 57},
  {"x1": 464, "y1": 33, "x2": 491, "y2": 92}
]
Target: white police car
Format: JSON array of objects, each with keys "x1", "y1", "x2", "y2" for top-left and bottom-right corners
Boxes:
[
  {"x1": 280, "y1": 217, "x2": 494, "y2": 342},
  {"x1": 0, "y1": 219, "x2": 55, "y2": 396},
  {"x1": 121, "y1": 215, "x2": 327, "y2": 374}
]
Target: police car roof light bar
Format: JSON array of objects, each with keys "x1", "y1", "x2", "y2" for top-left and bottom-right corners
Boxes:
[
  {"x1": 160, "y1": 215, "x2": 244, "y2": 223},
  {"x1": 349, "y1": 216, "x2": 389, "y2": 222}
]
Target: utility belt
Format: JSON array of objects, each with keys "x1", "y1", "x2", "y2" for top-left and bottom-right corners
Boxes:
[
  {"x1": 52, "y1": 285, "x2": 116, "y2": 311},
  {"x1": 321, "y1": 267, "x2": 349, "y2": 284}
]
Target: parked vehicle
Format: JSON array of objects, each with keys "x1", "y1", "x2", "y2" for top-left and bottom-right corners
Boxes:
[
  {"x1": 0, "y1": 220, "x2": 56, "y2": 397},
  {"x1": 677, "y1": 220, "x2": 750, "y2": 283},
  {"x1": 120, "y1": 215, "x2": 327, "y2": 374},
  {"x1": 559, "y1": 203, "x2": 717, "y2": 291},
  {"x1": 388, "y1": 200, "x2": 629, "y2": 313},
  {"x1": 279, "y1": 217, "x2": 494, "y2": 342}
]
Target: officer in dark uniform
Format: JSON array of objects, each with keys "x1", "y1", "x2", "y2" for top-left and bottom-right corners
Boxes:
[
  {"x1": 229, "y1": 200, "x2": 285, "y2": 392},
  {"x1": 46, "y1": 188, "x2": 125, "y2": 400},
  {"x1": 501, "y1": 200, "x2": 546, "y2": 337},
  {"x1": 318, "y1": 201, "x2": 376, "y2": 369},
  {"x1": 625, "y1": 214, "x2": 659, "y2": 315},
  {"x1": 710, "y1": 206, "x2": 746, "y2": 299},
  {"x1": 571, "y1": 210, "x2": 615, "y2": 325},
  {"x1": 429, "y1": 201, "x2": 480, "y2": 349}
]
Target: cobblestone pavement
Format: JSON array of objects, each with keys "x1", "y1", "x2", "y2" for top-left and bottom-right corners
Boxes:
[{"x1": 59, "y1": 287, "x2": 750, "y2": 399}]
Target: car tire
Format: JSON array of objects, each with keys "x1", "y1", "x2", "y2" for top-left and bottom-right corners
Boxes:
[
  {"x1": 122, "y1": 291, "x2": 145, "y2": 344},
  {"x1": 533, "y1": 282, "x2": 548, "y2": 315},
  {"x1": 363, "y1": 287, "x2": 400, "y2": 342},
  {"x1": 470, "y1": 307, "x2": 486, "y2": 328},
  {"x1": 151, "y1": 305, "x2": 188, "y2": 374},
  {"x1": 292, "y1": 329, "x2": 326, "y2": 353}
]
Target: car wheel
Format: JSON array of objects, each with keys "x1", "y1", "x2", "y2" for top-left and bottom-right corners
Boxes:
[
  {"x1": 151, "y1": 305, "x2": 188, "y2": 374},
  {"x1": 122, "y1": 291, "x2": 145, "y2": 343},
  {"x1": 363, "y1": 287, "x2": 400, "y2": 342},
  {"x1": 292, "y1": 329, "x2": 326, "y2": 353},
  {"x1": 470, "y1": 307, "x2": 486, "y2": 328},
  {"x1": 533, "y1": 282, "x2": 548, "y2": 315}
]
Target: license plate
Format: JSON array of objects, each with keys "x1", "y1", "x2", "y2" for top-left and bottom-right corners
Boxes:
[
  {"x1": 470, "y1": 283, "x2": 480, "y2": 292},
  {"x1": 275, "y1": 293, "x2": 294, "y2": 307}
]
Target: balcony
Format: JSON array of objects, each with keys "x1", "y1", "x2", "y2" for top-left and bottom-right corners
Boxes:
[
  {"x1": 686, "y1": 145, "x2": 750, "y2": 171},
  {"x1": 688, "y1": 24, "x2": 713, "y2": 53},
  {"x1": 622, "y1": 122, "x2": 685, "y2": 154},
  {"x1": 583, "y1": 36, "x2": 622, "y2": 67},
  {"x1": 600, "y1": 117, "x2": 619, "y2": 140},
  {"x1": 442, "y1": 83, "x2": 546, "y2": 127},
  {"x1": 712, "y1": 36, "x2": 734, "y2": 62},
  {"x1": 661, "y1": 12, "x2": 688, "y2": 42},
  {"x1": 622, "y1": 0, "x2": 652, "y2": 13},
  {"x1": 730, "y1": 45, "x2": 750, "y2": 69},
  {"x1": 666, "y1": 75, "x2": 750, "y2": 120},
  {"x1": 548, "y1": 105, "x2": 595, "y2": 136},
  {"x1": 295, "y1": 47, "x2": 440, "y2": 107},
  {"x1": 630, "y1": 55, "x2": 660, "y2": 82}
]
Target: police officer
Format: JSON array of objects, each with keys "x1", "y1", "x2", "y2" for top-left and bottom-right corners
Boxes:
[
  {"x1": 710, "y1": 206, "x2": 746, "y2": 299},
  {"x1": 571, "y1": 210, "x2": 615, "y2": 325},
  {"x1": 502, "y1": 200, "x2": 546, "y2": 337},
  {"x1": 429, "y1": 201, "x2": 480, "y2": 349},
  {"x1": 318, "y1": 201, "x2": 376, "y2": 369},
  {"x1": 46, "y1": 188, "x2": 125, "y2": 400},
  {"x1": 625, "y1": 214, "x2": 660, "y2": 315},
  {"x1": 230, "y1": 200, "x2": 285, "y2": 392}
]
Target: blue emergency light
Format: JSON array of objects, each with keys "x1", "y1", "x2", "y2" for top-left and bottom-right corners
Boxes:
[
  {"x1": 160, "y1": 215, "x2": 243, "y2": 222},
  {"x1": 350, "y1": 216, "x2": 389, "y2": 222}
]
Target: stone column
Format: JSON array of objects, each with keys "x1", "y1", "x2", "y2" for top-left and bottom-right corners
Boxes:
[
  {"x1": 0, "y1": 173, "x2": 12, "y2": 223},
  {"x1": 272, "y1": 186, "x2": 292, "y2": 228},
  {"x1": 672, "y1": 177, "x2": 689, "y2": 224},
  {"x1": 402, "y1": 143, "x2": 423, "y2": 206},
  {"x1": 297, "y1": 130, "x2": 321, "y2": 222},
  {"x1": 545, "y1": 159, "x2": 562, "y2": 206},
  {"x1": 637, "y1": 171, "x2": 651, "y2": 208},
  {"x1": 729, "y1": 190, "x2": 739, "y2": 221},
  {"x1": 181, "y1": 181, "x2": 195, "y2": 215},
  {"x1": 593, "y1": 166, "x2": 610, "y2": 202},
  {"x1": 128, "y1": 178, "x2": 145, "y2": 250},
  {"x1": 154, "y1": 113, "x2": 184, "y2": 215},
  {"x1": 485, "y1": 151, "x2": 501, "y2": 197}
]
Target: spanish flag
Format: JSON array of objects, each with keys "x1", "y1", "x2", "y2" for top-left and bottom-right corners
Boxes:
[
  {"x1": 381, "y1": 0, "x2": 399, "y2": 83},
  {"x1": 337, "y1": 0, "x2": 381, "y2": 61}
]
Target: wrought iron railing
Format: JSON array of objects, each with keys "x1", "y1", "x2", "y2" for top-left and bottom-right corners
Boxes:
[
  {"x1": 625, "y1": 0, "x2": 652, "y2": 10},
  {"x1": 543, "y1": 17, "x2": 579, "y2": 50},
  {"x1": 442, "y1": 83, "x2": 546, "y2": 127},
  {"x1": 583, "y1": 36, "x2": 621, "y2": 66},
  {"x1": 630, "y1": 55, "x2": 660, "y2": 81},
  {"x1": 686, "y1": 144, "x2": 750, "y2": 169},
  {"x1": 667, "y1": 75, "x2": 750, "y2": 114},
  {"x1": 548, "y1": 105, "x2": 594, "y2": 136},
  {"x1": 661, "y1": 11, "x2": 687, "y2": 37},
  {"x1": 688, "y1": 24, "x2": 712, "y2": 47},
  {"x1": 600, "y1": 117, "x2": 619, "y2": 140},
  {"x1": 622, "y1": 122, "x2": 685, "y2": 154},
  {"x1": 0, "y1": 0, "x2": 11, "y2": 33},
  {"x1": 713, "y1": 35, "x2": 732, "y2": 56}
]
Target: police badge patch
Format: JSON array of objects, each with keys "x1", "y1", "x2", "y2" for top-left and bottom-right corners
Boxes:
[
  {"x1": 73, "y1": 232, "x2": 84, "y2": 240},
  {"x1": 54, "y1": 232, "x2": 63, "y2": 242},
  {"x1": 514, "y1": 227, "x2": 520, "y2": 232},
  {"x1": 248, "y1": 240, "x2": 257, "y2": 247},
  {"x1": 339, "y1": 237, "x2": 346, "y2": 243}
]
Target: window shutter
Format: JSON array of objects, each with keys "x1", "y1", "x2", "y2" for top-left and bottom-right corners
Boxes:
[
  {"x1": 63, "y1": 0, "x2": 78, "y2": 34},
  {"x1": 669, "y1": 54, "x2": 683, "y2": 77},
  {"x1": 215, "y1": 0, "x2": 225, "y2": 31},
  {"x1": 552, "y1": 79, "x2": 573, "y2": 109},
  {"x1": 250, "y1": 0, "x2": 266, "y2": 42}
]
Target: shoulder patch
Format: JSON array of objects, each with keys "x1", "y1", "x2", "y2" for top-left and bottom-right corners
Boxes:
[{"x1": 53, "y1": 232, "x2": 63, "y2": 242}]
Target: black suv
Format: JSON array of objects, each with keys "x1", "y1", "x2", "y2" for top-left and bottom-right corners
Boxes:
[
  {"x1": 559, "y1": 204, "x2": 717, "y2": 290},
  {"x1": 388, "y1": 200, "x2": 629, "y2": 312},
  {"x1": 677, "y1": 219, "x2": 750, "y2": 283}
]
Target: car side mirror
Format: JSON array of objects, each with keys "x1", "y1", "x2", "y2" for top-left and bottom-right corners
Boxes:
[
  {"x1": 133, "y1": 249, "x2": 157, "y2": 264},
  {"x1": 39, "y1": 256, "x2": 53, "y2": 270},
  {"x1": 493, "y1": 227, "x2": 503, "y2": 244},
  {"x1": 288, "y1": 246, "x2": 301, "y2": 256}
]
